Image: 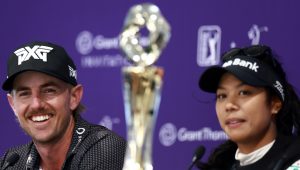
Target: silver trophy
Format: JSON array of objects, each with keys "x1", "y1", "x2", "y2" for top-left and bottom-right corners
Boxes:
[{"x1": 119, "y1": 3, "x2": 171, "y2": 170}]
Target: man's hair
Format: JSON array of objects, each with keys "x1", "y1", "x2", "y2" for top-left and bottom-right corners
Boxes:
[{"x1": 73, "y1": 103, "x2": 86, "y2": 117}]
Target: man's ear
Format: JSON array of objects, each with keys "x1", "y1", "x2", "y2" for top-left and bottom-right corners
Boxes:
[
  {"x1": 70, "y1": 85, "x2": 83, "y2": 111},
  {"x1": 271, "y1": 96, "x2": 282, "y2": 114},
  {"x1": 7, "y1": 93, "x2": 17, "y2": 116}
]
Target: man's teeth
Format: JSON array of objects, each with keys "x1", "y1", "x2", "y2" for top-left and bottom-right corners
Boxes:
[{"x1": 32, "y1": 115, "x2": 50, "y2": 122}]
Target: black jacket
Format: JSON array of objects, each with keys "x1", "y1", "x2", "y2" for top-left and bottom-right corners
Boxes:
[
  {"x1": 0, "y1": 116, "x2": 127, "y2": 170},
  {"x1": 233, "y1": 135, "x2": 300, "y2": 170},
  {"x1": 198, "y1": 134, "x2": 300, "y2": 170}
]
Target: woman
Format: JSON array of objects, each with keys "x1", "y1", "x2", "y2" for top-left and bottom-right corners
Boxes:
[{"x1": 198, "y1": 45, "x2": 300, "y2": 170}]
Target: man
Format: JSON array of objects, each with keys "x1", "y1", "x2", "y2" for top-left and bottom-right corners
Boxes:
[{"x1": 0, "y1": 41, "x2": 126, "y2": 170}]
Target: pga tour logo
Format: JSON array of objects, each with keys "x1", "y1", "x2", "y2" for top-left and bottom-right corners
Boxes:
[
  {"x1": 15, "y1": 45, "x2": 53, "y2": 65},
  {"x1": 197, "y1": 25, "x2": 221, "y2": 67}
]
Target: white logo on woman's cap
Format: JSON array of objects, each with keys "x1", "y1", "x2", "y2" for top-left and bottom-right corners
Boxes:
[{"x1": 223, "y1": 58, "x2": 259, "y2": 72}]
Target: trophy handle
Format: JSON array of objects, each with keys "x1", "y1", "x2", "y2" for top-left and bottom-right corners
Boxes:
[{"x1": 119, "y1": 3, "x2": 171, "y2": 67}]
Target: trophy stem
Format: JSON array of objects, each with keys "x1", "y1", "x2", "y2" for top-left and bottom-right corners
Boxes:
[{"x1": 122, "y1": 66, "x2": 163, "y2": 170}]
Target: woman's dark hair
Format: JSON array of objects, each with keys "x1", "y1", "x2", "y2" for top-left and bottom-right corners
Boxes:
[
  {"x1": 198, "y1": 45, "x2": 300, "y2": 170},
  {"x1": 197, "y1": 140, "x2": 237, "y2": 170},
  {"x1": 258, "y1": 46, "x2": 300, "y2": 136}
]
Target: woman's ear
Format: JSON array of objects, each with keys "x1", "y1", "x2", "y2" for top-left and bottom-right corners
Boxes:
[{"x1": 271, "y1": 96, "x2": 282, "y2": 114}]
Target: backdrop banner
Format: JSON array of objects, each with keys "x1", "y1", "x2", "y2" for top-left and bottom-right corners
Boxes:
[{"x1": 0, "y1": 1, "x2": 299, "y2": 169}]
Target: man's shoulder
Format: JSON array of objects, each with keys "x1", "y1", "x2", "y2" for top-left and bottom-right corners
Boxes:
[
  {"x1": 2, "y1": 142, "x2": 32, "y2": 157},
  {"x1": 87, "y1": 121, "x2": 126, "y2": 144},
  {"x1": 69, "y1": 118, "x2": 126, "y2": 169},
  {"x1": 77, "y1": 116, "x2": 126, "y2": 143}
]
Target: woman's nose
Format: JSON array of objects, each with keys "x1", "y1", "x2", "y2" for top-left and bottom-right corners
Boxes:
[{"x1": 225, "y1": 97, "x2": 239, "y2": 112}]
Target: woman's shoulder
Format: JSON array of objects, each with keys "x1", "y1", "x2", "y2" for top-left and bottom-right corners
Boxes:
[{"x1": 274, "y1": 134, "x2": 300, "y2": 169}]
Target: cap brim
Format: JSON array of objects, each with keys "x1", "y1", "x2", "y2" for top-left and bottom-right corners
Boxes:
[
  {"x1": 199, "y1": 66, "x2": 269, "y2": 93},
  {"x1": 199, "y1": 66, "x2": 227, "y2": 93},
  {"x1": 2, "y1": 69, "x2": 77, "y2": 91},
  {"x1": 2, "y1": 73, "x2": 18, "y2": 91}
]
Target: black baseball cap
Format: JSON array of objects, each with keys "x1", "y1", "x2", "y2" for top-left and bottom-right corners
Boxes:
[
  {"x1": 2, "y1": 41, "x2": 78, "y2": 91},
  {"x1": 199, "y1": 54, "x2": 285, "y2": 102}
]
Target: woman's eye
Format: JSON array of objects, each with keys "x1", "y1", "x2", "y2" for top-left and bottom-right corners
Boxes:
[
  {"x1": 216, "y1": 93, "x2": 226, "y2": 100},
  {"x1": 239, "y1": 90, "x2": 251, "y2": 96}
]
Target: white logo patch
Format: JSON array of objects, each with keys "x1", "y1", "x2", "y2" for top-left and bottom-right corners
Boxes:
[
  {"x1": 197, "y1": 25, "x2": 222, "y2": 67},
  {"x1": 15, "y1": 45, "x2": 53, "y2": 65},
  {"x1": 223, "y1": 58, "x2": 259, "y2": 72},
  {"x1": 76, "y1": 127, "x2": 85, "y2": 135},
  {"x1": 273, "y1": 80, "x2": 285, "y2": 100},
  {"x1": 159, "y1": 123, "x2": 177, "y2": 147},
  {"x1": 68, "y1": 65, "x2": 77, "y2": 79}
]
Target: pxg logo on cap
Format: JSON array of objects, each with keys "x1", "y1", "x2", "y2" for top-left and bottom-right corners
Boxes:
[
  {"x1": 2, "y1": 41, "x2": 78, "y2": 91},
  {"x1": 15, "y1": 45, "x2": 53, "y2": 65}
]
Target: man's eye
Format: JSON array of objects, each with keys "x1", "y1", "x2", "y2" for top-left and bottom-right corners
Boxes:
[
  {"x1": 19, "y1": 92, "x2": 29, "y2": 96},
  {"x1": 44, "y1": 88, "x2": 57, "y2": 94},
  {"x1": 17, "y1": 91, "x2": 30, "y2": 97}
]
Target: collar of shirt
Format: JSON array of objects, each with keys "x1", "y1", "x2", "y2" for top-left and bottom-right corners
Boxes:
[{"x1": 235, "y1": 140, "x2": 275, "y2": 166}]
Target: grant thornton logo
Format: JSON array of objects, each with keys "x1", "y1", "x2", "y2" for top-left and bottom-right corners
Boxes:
[
  {"x1": 75, "y1": 30, "x2": 128, "y2": 68},
  {"x1": 75, "y1": 31, "x2": 93, "y2": 55},
  {"x1": 159, "y1": 123, "x2": 177, "y2": 147},
  {"x1": 159, "y1": 123, "x2": 228, "y2": 147}
]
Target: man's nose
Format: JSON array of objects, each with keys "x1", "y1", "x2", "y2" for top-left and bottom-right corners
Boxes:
[{"x1": 30, "y1": 96, "x2": 45, "y2": 109}]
